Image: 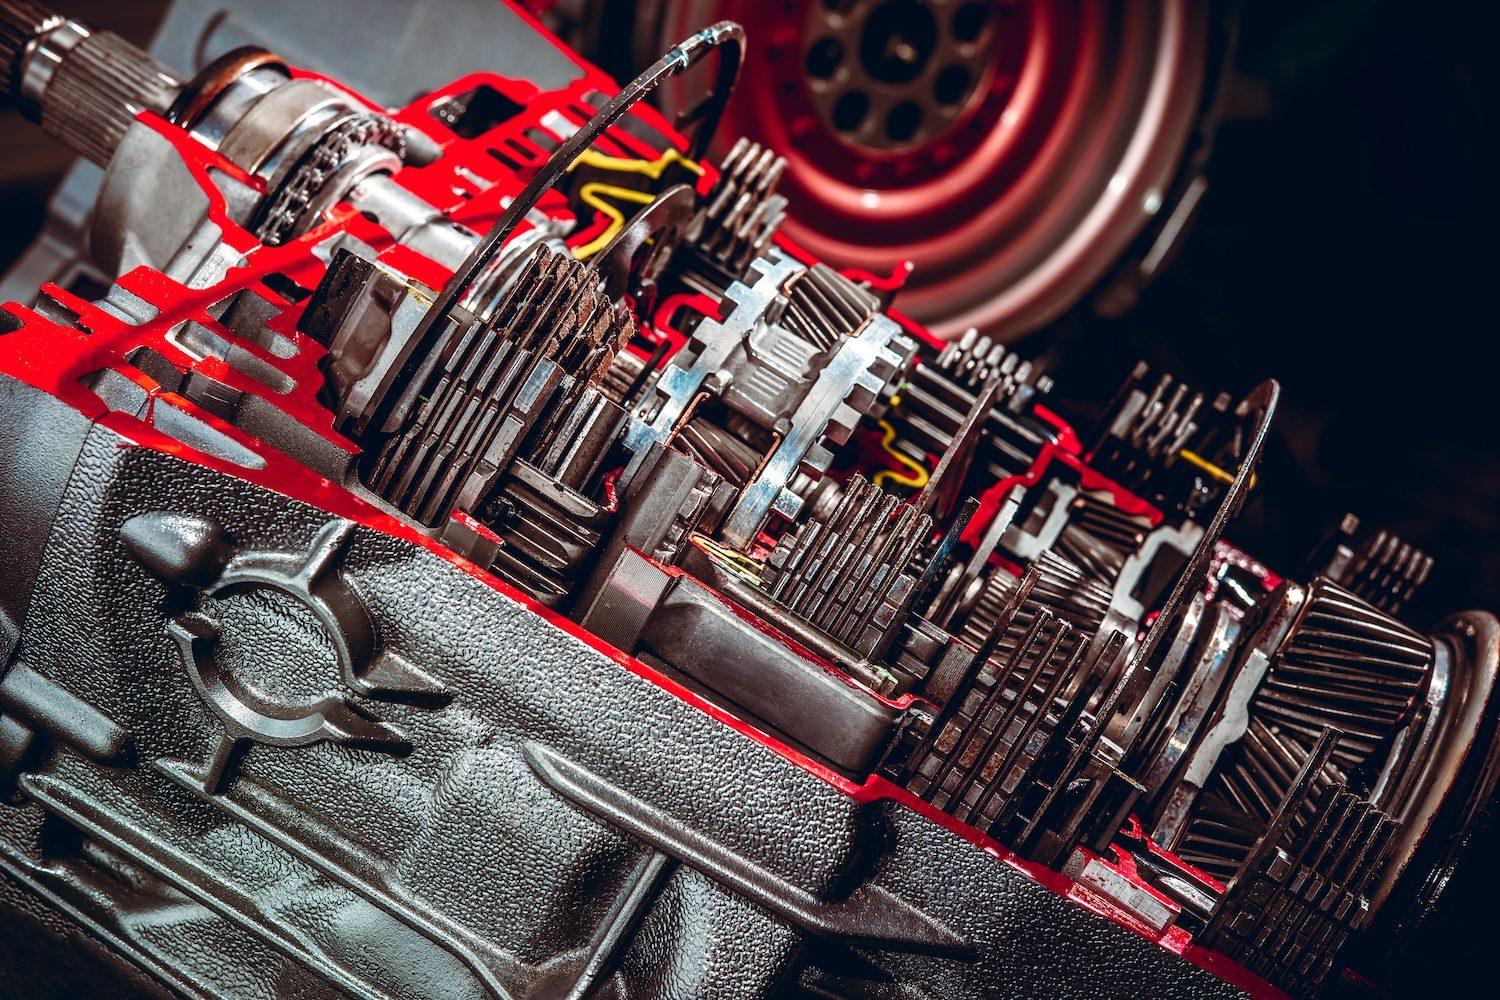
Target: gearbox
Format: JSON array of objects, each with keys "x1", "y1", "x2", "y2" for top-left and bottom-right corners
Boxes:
[{"x1": 0, "y1": 3, "x2": 1491, "y2": 998}]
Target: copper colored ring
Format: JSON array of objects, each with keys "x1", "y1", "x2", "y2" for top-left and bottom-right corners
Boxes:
[{"x1": 167, "y1": 45, "x2": 289, "y2": 129}]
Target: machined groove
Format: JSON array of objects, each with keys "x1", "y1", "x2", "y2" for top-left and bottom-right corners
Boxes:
[
  {"x1": 766, "y1": 475, "x2": 931, "y2": 652},
  {"x1": 368, "y1": 245, "x2": 632, "y2": 525}
]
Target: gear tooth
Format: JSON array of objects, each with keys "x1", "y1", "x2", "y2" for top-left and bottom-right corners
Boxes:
[
  {"x1": 1199, "y1": 776, "x2": 1399, "y2": 996},
  {"x1": 873, "y1": 344, "x2": 903, "y2": 375},
  {"x1": 695, "y1": 139, "x2": 788, "y2": 273},
  {"x1": 1343, "y1": 529, "x2": 1434, "y2": 614},
  {"x1": 1253, "y1": 578, "x2": 1433, "y2": 766},
  {"x1": 368, "y1": 245, "x2": 631, "y2": 525},
  {"x1": 821, "y1": 403, "x2": 861, "y2": 446},
  {"x1": 255, "y1": 112, "x2": 407, "y2": 246},
  {"x1": 959, "y1": 550, "x2": 1109, "y2": 670},
  {"x1": 801, "y1": 442, "x2": 834, "y2": 474},
  {"x1": 1177, "y1": 579, "x2": 1435, "y2": 883},
  {"x1": 763, "y1": 477, "x2": 928, "y2": 660}
]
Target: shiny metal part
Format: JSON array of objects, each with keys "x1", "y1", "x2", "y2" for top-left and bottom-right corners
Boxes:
[
  {"x1": 627, "y1": 246, "x2": 914, "y2": 547},
  {"x1": 1153, "y1": 581, "x2": 1308, "y2": 851},
  {"x1": 3, "y1": 0, "x2": 182, "y2": 166},
  {"x1": 3, "y1": 8, "x2": 1499, "y2": 997},
  {"x1": 253, "y1": 110, "x2": 407, "y2": 246}
]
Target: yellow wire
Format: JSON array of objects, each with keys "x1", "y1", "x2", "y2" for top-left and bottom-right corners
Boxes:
[
  {"x1": 567, "y1": 149, "x2": 705, "y2": 260},
  {"x1": 1179, "y1": 448, "x2": 1257, "y2": 490},
  {"x1": 693, "y1": 534, "x2": 764, "y2": 584},
  {"x1": 572, "y1": 182, "x2": 656, "y2": 259},
  {"x1": 871, "y1": 419, "x2": 930, "y2": 490},
  {"x1": 567, "y1": 147, "x2": 704, "y2": 181}
]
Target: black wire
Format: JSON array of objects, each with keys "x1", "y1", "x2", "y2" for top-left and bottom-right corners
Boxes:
[{"x1": 360, "y1": 20, "x2": 746, "y2": 439}]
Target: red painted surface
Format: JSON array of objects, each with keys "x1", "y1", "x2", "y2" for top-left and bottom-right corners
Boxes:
[
  {"x1": 960, "y1": 441, "x2": 1166, "y2": 549},
  {"x1": 694, "y1": 0, "x2": 1079, "y2": 258}
]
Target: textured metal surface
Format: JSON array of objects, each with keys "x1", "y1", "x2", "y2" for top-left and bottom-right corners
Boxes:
[
  {"x1": 0, "y1": 402, "x2": 1251, "y2": 999},
  {"x1": 0, "y1": 376, "x2": 91, "y2": 659},
  {"x1": 0, "y1": 4, "x2": 1490, "y2": 995}
]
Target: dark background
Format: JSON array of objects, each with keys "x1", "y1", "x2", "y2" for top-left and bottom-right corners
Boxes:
[
  {"x1": 1051, "y1": 7, "x2": 1500, "y2": 989},
  {"x1": 1046, "y1": 1, "x2": 1500, "y2": 634},
  {"x1": 0, "y1": 1, "x2": 1496, "y2": 994}
]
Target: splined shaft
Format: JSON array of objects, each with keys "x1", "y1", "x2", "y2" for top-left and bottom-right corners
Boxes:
[
  {"x1": 0, "y1": 1, "x2": 56, "y2": 96},
  {"x1": 0, "y1": 0, "x2": 182, "y2": 165}
]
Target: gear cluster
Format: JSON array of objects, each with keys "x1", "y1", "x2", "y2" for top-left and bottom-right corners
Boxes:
[{"x1": 0, "y1": 3, "x2": 1490, "y2": 999}]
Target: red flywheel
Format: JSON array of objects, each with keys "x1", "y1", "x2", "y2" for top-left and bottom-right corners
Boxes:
[{"x1": 629, "y1": 0, "x2": 1216, "y2": 341}]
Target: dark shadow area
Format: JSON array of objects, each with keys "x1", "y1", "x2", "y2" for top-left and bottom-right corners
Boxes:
[{"x1": 1047, "y1": 1, "x2": 1500, "y2": 629}]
